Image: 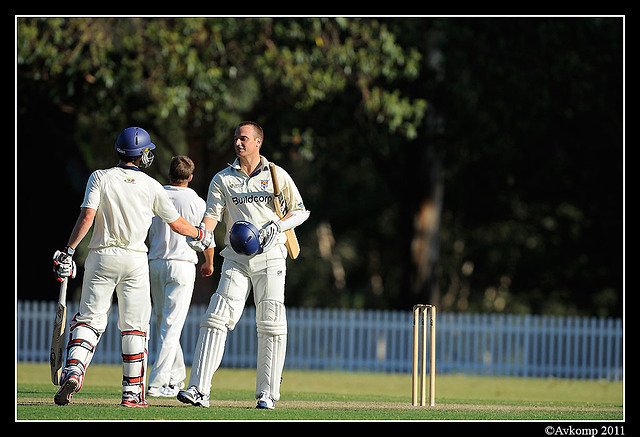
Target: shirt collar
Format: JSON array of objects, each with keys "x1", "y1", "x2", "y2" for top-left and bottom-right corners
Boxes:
[
  {"x1": 230, "y1": 156, "x2": 269, "y2": 177},
  {"x1": 117, "y1": 163, "x2": 141, "y2": 171}
]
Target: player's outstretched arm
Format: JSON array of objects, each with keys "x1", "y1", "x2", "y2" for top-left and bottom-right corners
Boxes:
[
  {"x1": 171, "y1": 217, "x2": 214, "y2": 252},
  {"x1": 168, "y1": 216, "x2": 199, "y2": 238}
]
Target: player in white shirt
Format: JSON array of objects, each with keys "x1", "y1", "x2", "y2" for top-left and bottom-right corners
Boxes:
[
  {"x1": 177, "y1": 121, "x2": 310, "y2": 410},
  {"x1": 52, "y1": 127, "x2": 213, "y2": 407},
  {"x1": 147, "y1": 156, "x2": 207, "y2": 398}
]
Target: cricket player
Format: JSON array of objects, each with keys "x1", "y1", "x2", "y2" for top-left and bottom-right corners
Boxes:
[
  {"x1": 147, "y1": 156, "x2": 207, "y2": 397},
  {"x1": 177, "y1": 121, "x2": 310, "y2": 410},
  {"x1": 52, "y1": 127, "x2": 213, "y2": 407}
]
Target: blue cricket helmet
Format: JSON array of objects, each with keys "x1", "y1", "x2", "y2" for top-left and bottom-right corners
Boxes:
[
  {"x1": 115, "y1": 127, "x2": 156, "y2": 168},
  {"x1": 229, "y1": 221, "x2": 262, "y2": 256}
]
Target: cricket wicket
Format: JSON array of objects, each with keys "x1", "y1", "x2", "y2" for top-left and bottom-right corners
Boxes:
[{"x1": 412, "y1": 304, "x2": 436, "y2": 406}]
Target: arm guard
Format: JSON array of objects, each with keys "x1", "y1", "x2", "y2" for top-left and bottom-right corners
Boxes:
[{"x1": 277, "y1": 210, "x2": 310, "y2": 232}]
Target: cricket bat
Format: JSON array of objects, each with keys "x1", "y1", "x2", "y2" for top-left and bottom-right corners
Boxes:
[
  {"x1": 50, "y1": 278, "x2": 68, "y2": 385},
  {"x1": 269, "y1": 162, "x2": 300, "y2": 259}
]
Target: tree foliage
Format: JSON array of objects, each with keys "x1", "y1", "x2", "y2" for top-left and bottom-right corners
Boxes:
[{"x1": 17, "y1": 17, "x2": 623, "y2": 316}]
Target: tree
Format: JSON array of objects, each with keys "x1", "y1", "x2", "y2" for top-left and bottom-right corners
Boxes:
[{"x1": 17, "y1": 17, "x2": 623, "y2": 316}]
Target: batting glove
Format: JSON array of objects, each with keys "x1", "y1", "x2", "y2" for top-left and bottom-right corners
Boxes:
[
  {"x1": 259, "y1": 221, "x2": 281, "y2": 253},
  {"x1": 53, "y1": 247, "x2": 76, "y2": 282},
  {"x1": 187, "y1": 223, "x2": 215, "y2": 252}
]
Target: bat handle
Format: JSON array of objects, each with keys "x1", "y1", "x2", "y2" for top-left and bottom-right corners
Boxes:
[{"x1": 59, "y1": 278, "x2": 68, "y2": 304}]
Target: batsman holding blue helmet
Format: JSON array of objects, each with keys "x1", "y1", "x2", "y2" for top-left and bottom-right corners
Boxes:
[{"x1": 178, "y1": 121, "x2": 310, "y2": 410}]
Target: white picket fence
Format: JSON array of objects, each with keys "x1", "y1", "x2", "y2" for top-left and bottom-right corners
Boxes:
[{"x1": 16, "y1": 301, "x2": 623, "y2": 381}]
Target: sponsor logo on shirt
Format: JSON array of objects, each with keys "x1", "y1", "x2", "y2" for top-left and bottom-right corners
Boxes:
[{"x1": 231, "y1": 194, "x2": 273, "y2": 206}]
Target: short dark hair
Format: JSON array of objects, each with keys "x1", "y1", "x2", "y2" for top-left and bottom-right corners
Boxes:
[
  {"x1": 237, "y1": 121, "x2": 264, "y2": 141},
  {"x1": 169, "y1": 155, "x2": 195, "y2": 184}
]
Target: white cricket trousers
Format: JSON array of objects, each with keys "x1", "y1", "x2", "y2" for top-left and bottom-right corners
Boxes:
[
  {"x1": 76, "y1": 247, "x2": 151, "y2": 333},
  {"x1": 148, "y1": 259, "x2": 196, "y2": 388},
  {"x1": 187, "y1": 245, "x2": 288, "y2": 400},
  {"x1": 66, "y1": 247, "x2": 151, "y2": 395}
]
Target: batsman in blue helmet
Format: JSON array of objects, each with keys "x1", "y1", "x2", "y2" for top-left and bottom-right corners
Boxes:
[
  {"x1": 178, "y1": 121, "x2": 310, "y2": 410},
  {"x1": 52, "y1": 127, "x2": 213, "y2": 408}
]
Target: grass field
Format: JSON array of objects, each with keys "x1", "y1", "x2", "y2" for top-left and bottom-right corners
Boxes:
[{"x1": 16, "y1": 362, "x2": 624, "y2": 422}]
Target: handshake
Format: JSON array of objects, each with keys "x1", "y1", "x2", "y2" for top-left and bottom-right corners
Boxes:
[{"x1": 187, "y1": 223, "x2": 215, "y2": 252}]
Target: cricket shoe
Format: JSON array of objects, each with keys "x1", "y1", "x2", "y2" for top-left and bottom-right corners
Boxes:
[
  {"x1": 147, "y1": 382, "x2": 184, "y2": 397},
  {"x1": 177, "y1": 385, "x2": 210, "y2": 408},
  {"x1": 121, "y1": 391, "x2": 148, "y2": 408},
  {"x1": 54, "y1": 372, "x2": 81, "y2": 406},
  {"x1": 256, "y1": 392, "x2": 275, "y2": 410}
]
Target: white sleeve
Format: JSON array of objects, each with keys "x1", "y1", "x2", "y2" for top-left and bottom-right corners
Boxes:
[
  {"x1": 204, "y1": 175, "x2": 226, "y2": 222},
  {"x1": 80, "y1": 170, "x2": 103, "y2": 210},
  {"x1": 153, "y1": 184, "x2": 181, "y2": 224},
  {"x1": 276, "y1": 166, "x2": 306, "y2": 214}
]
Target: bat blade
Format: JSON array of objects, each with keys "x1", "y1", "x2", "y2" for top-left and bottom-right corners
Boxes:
[
  {"x1": 284, "y1": 229, "x2": 300, "y2": 259},
  {"x1": 50, "y1": 278, "x2": 68, "y2": 385},
  {"x1": 269, "y1": 163, "x2": 301, "y2": 259}
]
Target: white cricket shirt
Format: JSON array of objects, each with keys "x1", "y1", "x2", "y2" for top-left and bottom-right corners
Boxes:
[
  {"x1": 204, "y1": 156, "x2": 306, "y2": 253},
  {"x1": 148, "y1": 185, "x2": 206, "y2": 263},
  {"x1": 81, "y1": 165, "x2": 181, "y2": 253}
]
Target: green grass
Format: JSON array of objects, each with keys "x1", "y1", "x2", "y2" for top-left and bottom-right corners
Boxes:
[{"x1": 16, "y1": 362, "x2": 624, "y2": 421}]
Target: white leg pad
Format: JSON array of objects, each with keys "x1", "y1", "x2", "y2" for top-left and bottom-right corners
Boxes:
[
  {"x1": 121, "y1": 330, "x2": 148, "y2": 398},
  {"x1": 255, "y1": 300, "x2": 287, "y2": 401},
  {"x1": 187, "y1": 294, "x2": 230, "y2": 396},
  {"x1": 63, "y1": 319, "x2": 101, "y2": 390}
]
